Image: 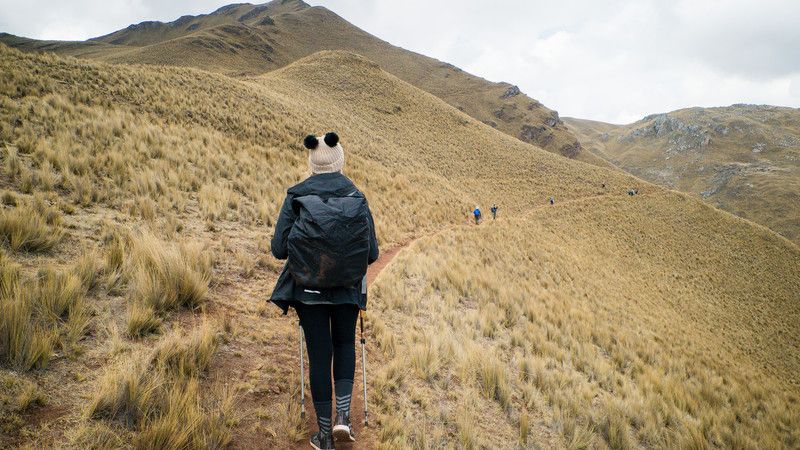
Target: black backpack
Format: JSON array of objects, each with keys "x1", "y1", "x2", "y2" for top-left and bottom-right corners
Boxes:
[{"x1": 287, "y1": 192, "x2": 371, "y2": 289}]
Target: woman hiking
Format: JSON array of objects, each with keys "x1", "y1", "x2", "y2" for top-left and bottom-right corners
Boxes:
[{"x1": 270, "y1": 132, "x2": 379, "y2": 450}]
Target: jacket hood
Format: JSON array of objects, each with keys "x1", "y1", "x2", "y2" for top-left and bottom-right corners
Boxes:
[{"x1": 287, "y1": 172, "x2": 359, "y2": 197}]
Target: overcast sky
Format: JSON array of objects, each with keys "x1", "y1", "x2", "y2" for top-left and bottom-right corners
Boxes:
[{"x1": 1, "y1": 0, "x2": 798, "y2": 123}]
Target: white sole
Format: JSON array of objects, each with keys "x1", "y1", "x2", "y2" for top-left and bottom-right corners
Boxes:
[{"x1": 333, "y1": 424, "x2": 356, "y2": 442}]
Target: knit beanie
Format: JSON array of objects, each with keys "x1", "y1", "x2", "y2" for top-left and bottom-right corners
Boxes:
[{"x1": 303, "y1": 132, "x2": 344, "y2": 174}]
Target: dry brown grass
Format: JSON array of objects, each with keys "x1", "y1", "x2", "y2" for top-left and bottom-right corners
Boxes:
[
  {"x1": 0, "y1": 252, "x2": 94, "y2": 370},
  {"x1": 369, "y1": 191, "x2": 800, "y2": 448},
  {"x1": 128, "y1": 232, "x2": 212, "y2": 315},
  {"x1": 0, "y1": 1, "x2": 599, "y2": 164},
  {"x1": 86, "y1": 321, "x2": 232, "y2": 449},
  {"x1": 0, "y1": 38, "x2": 797, "y2": 449},
  {"x1": 0, "y1": 203, "x2": 63, "y2": 252}
]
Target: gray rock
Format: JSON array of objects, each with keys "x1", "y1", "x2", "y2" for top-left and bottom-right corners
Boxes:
[
  {"x1": 545, "y1": 111, "x2": 560, "y2": 127},
  {"x1": 519, "y1": 125, "x2": 553, "y2": 146},
  {"x1": 559, "y1": 142, "x2": 581, "y2": 158},
  {"x1": 501, "y1": 85, "x2": 521, "y2": 99}
]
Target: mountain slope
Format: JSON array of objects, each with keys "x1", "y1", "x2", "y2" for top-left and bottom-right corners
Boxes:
[
  {"x1": 2, "y1": 42, "x2": 799, "y2": 449},
  {"x1": 0, "y1": 1, "x2": 604, "y2": 166},
  {"x1": 565, "y1": 105, "x2": 800, "y2": 244}
]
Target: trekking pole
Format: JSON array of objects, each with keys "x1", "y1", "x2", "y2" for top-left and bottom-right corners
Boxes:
[
  {"x1": 299, "y1": 321, "x2": 306, "y2": 419},
  {"x1": 360, "y1": 311, "x2": 369, "y2": 426}
]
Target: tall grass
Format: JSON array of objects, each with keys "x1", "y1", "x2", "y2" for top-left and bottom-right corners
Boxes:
[
  {"x1": 0, "y1": 204, "x2": 63, "y2": 252},
  {"x1": 369, "y1": 195, "x2": 800, "y2": 448},
  {"x1": 87, "y1": 322, "x2": 232, "y2": 449},
  {"x1": 129, "y1": 233, "x2": 211, "y2": 314},
  {"x1": 118, "y1": 232, "x2": 213, "y2": 337},
  {"x1": 0, "y1": 254, "x2": 93, "y2": 370},
  {"x1": 0, "y1": 37, "x2": 797, "y2": 449}
]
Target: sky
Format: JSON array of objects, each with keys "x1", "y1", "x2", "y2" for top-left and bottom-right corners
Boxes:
[{"x1": 1, "y1": 0, "x2": 798, "y2": 124}]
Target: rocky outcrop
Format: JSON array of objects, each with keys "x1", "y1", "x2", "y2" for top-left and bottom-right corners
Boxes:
[
  {"x1": 501, "y1": 85, "x2": 521, "y2": 99},
  {"x1": 545, "y1": 111, "x2": 560, "y2": 127},
  {"x1": 520, "y1": 125, "x2": 553, "y2": 147},
  {"x1": 559, "y1": 142, "x2": 582, "y2": 158},
  {"x1": 622, "y1": 113, "x2": 711, "y2": 154}
]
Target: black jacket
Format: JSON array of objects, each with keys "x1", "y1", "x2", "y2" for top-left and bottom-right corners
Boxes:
[{"x1": 269, "y1": 172, "x2": 379, "y2": 313}]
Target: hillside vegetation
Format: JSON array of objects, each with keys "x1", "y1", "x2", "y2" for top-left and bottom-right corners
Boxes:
[
  {"x1": 372, "y1": 191, "x2": 799, "y2": 448},
  {"x1": 565, "y1": 106, "x2": 800, "y2": 244},
  {"x1": 0, "y1": 0, "x2": 605, "y2": 166},
  {"x1": 1, "y1": 40, "x2": 799, "y2": 450}
]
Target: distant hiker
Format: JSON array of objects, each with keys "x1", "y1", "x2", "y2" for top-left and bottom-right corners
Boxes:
[
  {"x1": 473, "y1": 206, "x2": 482, "y2": 224},
  {"x1": 490, "y1": 204, "x2": 498, "y2": 220},
  {"x1": 270, "y1": 132, "x2": 379, "y2": 450},
  {"x1": 549, "y1": 197, "x2": 555, "y2": 205}
]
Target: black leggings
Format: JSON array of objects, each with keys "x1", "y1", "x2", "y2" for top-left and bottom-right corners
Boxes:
[{"x1": 296, "y1": 303, "x2": 359, "y2": 407}]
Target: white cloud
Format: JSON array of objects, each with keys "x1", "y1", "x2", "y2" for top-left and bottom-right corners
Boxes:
[
  {"x1": 1, "y1": 0, "x2": 798, "y2": 123},
  {"x1": 0, "y1": 0, "x2": 232, "y2": 41},
  {"x1": 313, "y1": 0, "x2": 800, "y2": 123}
]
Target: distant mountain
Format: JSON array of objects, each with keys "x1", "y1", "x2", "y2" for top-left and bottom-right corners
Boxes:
[
  {"x1": 0, "y1": 0, "x2": 603, "y2": 165},
  {"x1": 565, "y1": 105, "x2": 800, "y2": 243}
]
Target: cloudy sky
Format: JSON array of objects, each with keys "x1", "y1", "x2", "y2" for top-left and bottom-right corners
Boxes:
[{"x1": 1, "y1": 0, "x2": 798, "y2": 123}]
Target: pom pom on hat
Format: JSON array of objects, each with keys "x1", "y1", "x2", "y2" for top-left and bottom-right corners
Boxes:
[
  {"x1": 303, "y1": 134, "x2": 319, "y2": 150},
  {"x1": 323, "y1": 132, "x2": 339, "y2": 147}
]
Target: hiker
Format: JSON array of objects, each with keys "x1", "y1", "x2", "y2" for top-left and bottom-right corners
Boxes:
[
  {"x1": 270, "y1": 132, "x2": 379, "y2": 450},
  {"x1": 490, "y1": 204, "x2": 498, "y2": 220},
  {"x1": 473, "y1": 206, "x2": 481, "y2": 224}
]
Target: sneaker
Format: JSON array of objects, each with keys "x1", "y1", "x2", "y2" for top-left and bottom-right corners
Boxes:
[
  {"x1": 310, "y1": 431, "x2": 334, "y2": 450},
  {"x1": 332, "y1": 411, "x2": 356, "y2": 443}
]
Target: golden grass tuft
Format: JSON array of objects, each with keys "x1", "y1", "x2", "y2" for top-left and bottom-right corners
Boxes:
[
  {"x1": 0, "y1": 252, "x2": 95, "y2": 370},
  {"x1": 150, "y1": 320, "x2": 217, "y2": 378},
  {"x1": 128, "y1": 233, "x2": 211, "y2": 314},
  {"x1": 34, "y1": 267, "x2": 85, "y2": 324},
  {"x1": 474, "y1": 353, "x2": 511, "y2": 408},
  {"x1": 87, "y1": 322, "x2": 232, "y2": 449},
  {"x1": 72, "y1": 247, "x2": 103, "y2": 292},
  {"x1": 126, "y1": 303, "x2": 162, "y2": 338},
  {"x1": 0, "y1": 204, "x2": 63, "y2": 252},
  {"x1": 88, "y1": 357, "x2": 161, "y2": 426},
  {"x1": 0, "y1": 291, "x2": 53, "y2": 370}
]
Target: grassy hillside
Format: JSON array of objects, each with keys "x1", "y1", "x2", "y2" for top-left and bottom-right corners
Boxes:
[
  {"x1": 0, "y1": 0, "x2": 605, "y2": 166},
  {"x1": 565, "y1": 106, "x2": 800, "y2": 244},
  {"x1": 1, "y1": 43, "x2": 799, "y2": 449},
  {"x1": 372, "y1": 191, "x2": 800, "y2": 448}
]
